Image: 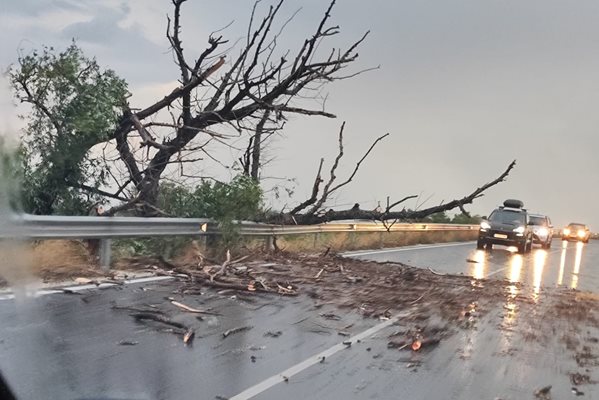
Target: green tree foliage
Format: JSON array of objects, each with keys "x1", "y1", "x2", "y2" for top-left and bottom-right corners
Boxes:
[
  {"x1": 0, "y1": 138, "x2": 23, "y2": 212},
  {"x1": 8, "y1": 43, "x2": 128, "y2": 215},
  {"x1": 158, "y1": 175, "x2": 263, "y2": 244},
  {"x1": 451, "y1": 213, "x2": 482, "y2": 224},
  {"x1": 425, "y1": 212, "x2": 451, "y2": 223},
  {"x1": 420, "y1": 211, "x2": 481, "y2": 224}
]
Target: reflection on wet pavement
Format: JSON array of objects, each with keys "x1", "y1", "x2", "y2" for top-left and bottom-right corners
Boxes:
[
  {"x1": 508, "y1": 254, "x2": 523, "y2": 286},
  {"x1": 463, "y1": 241, "x2": 597, "y2": 299},
  {"x1": 572, "y1": 241, "x2": 584, "y2": 289},
  {"x1": 557, "y1": 240, "x2": 567, "y2": 285},
  {"x1": 470, "y1": 250, "x2": 486, "y2": 279},
  {"x1": 532, "y1": 250, "x2": 547, "y2": 302},
  {"x1": 355, "y1": 240, "x2": 599, "y2": 297},
  {"x1": 501, "y1": 255, "x2": 522, "y2": 332}
]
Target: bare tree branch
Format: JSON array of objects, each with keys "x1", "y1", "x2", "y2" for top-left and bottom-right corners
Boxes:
[
  {"x1": 269, "y1": 160, "x2": 517, "y2": 224},
  {"x1": 386, "y1": 195, "x2": 418, "y2": 212},
  {"x1": 289, "y1": 158, "x2": 324, "y2": 215},
  {"x1": 327, "y1": 132, "x2": 389, "y2": 195},
  {"x1": 69, "y1": 183, "x2": 129, "y2": 202},
  {"x1": 306, "y1": 122, "x2": 346, "y2": 214}
]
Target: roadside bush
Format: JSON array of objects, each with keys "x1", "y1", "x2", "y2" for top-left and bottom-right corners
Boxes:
[
  {"x1": 114, "y1": 176, "x2": 263, "y2": 258},
  {"x1": 451, "y1": 213, "x2": 482, "y2": 224}
]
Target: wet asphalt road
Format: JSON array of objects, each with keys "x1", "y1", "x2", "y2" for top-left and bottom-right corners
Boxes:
[
  {"x1": 348, "y1": 239, "x2": 599, "y2": 294},
  {"x1": 0, "y1": 239, "x2": 598, "y2": 400}
]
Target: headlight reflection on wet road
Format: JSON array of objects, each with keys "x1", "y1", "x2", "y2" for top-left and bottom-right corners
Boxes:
[
  {"x1": 571, "y1": 241, "x2": 585, "y2": 289},
  {"x1": 508, "y1": 254, "x2": 523, "y2": 288},
  {"x1": 471, "y1": 250, "x2": 486, "y2": 280},
  {"x1": 505, "y1": 254, "x2": 523, "y2": 318},
  {"x1": 500, "y1": 254, "x2": 524, "y2": 350},
  {"x1": 557, "y1": 240, "x2": 567, "y2": 286},
  {"x1": 532, "y1": 250, "x2": 547, "y2": 302}
]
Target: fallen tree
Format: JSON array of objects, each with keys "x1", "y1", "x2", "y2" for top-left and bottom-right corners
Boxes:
[{"x1": 265, "y1": 122, "x2": 516, "y2": 225}]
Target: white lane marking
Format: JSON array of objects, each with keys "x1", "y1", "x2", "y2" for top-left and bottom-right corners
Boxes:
[
  {"x1": 485, "y1": 267, "x2": 508, "y2": 278},
  {"x1": 0, "y1": 276, "x2": 174, "y2": 301},
  {"x1": 229, "y1": 311, "x2": 409, "y2": 400},
  {"x1": 343, "y1": 241, "x2": 473, "y2": 257}
]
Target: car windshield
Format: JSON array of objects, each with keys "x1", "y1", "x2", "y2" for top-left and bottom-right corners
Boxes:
[
  {"x1": 489, "y1": 210, "x2": 526, "y2": 225},
  {"x1": 568, "y1": 224, "x2": 586, "y2": 230},
  {"x1": 529, "y1": 216, "x2": 547, "y2": 226}
]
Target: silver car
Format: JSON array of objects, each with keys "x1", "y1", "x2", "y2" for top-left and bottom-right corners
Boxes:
[{"x1": 528, "y1": 213, "x2": 553, "y2": 249}]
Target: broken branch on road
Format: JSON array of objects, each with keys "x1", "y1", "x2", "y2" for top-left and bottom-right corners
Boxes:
[
  {"x1": 170, "y1": 300, "x2": 219, "y2": 315},
  {"x1": 223, "y1": 326, "x2": 253, "y2": 338}
]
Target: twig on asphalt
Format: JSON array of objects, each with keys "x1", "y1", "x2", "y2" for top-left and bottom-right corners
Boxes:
[
  {"x1": 112, "y1": 305, "x2": 167, "y2": 315},
  {"x1": 223, "y1": 326, "x2": 253, "y2": 338},
  {"x1": 427, "y1": 267, "x2": 447, "y2": 276},
  {"x1": 410, "y1": 294, "x2": 425, "y2": 304},
  {"x1": 131, "y1": 312, "x2": 189, "y2": 331},
  {"x1": 183, "y1": 329, "x2": 195, "y2": 345},
  {"x1": 170, "y1": 300, "x2": 220, "y2": 315}
]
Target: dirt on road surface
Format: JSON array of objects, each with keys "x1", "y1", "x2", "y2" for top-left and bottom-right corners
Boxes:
[{"x1": 4, "y1": 246, "x2": 599, "y2": 393}]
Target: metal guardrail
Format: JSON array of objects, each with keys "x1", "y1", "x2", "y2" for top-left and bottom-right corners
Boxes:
[
  {"x1": 236, "y1": 221, "x2": 477, "y2": 236},
  {"x1": 0, "y1": 214, "x2": 476, "y2": 239},
  {"x1": 0, "y1": 214, "x2": 477, "y2": 269},
  {"x1": 16, "y1": 215, "x2": 212, "y2": 239}
]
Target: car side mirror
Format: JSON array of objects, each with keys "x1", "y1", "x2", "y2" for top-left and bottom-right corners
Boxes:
[{"x1": 481, "y1": 216, "x2": 487, "y2": 220}]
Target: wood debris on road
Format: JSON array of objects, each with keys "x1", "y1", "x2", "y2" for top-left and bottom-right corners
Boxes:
[{"x1": 223, "y1": 326, "x2": 253, "y2": 338}]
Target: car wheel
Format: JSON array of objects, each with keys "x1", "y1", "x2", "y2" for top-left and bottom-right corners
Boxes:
[
  {"x1": 544, "y1": 241, "x2": 551, "y2": 249},
  {"x1": 476, "y1": 240, "x2": 485, "y2": 250},
  {"x1": 517, "y1": 243, "x2": 526, "y2": 254},
  {"x1": 525, "y1": 240, "x2": 533, "y2": 253},
  {"x1": 485, "y1": 243, "x2": 493, "y2": 251}
]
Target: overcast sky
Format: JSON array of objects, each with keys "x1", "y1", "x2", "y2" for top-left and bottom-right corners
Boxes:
[{"x1": 1, "y1": 0, "x2": 598, "y2": 229}]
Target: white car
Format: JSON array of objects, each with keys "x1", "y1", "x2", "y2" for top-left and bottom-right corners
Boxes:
[{"x1": 528, "y1": 214, "x2": 553, "y2": 249}]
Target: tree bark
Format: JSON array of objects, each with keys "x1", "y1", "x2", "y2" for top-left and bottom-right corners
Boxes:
[{"x1": 250, "y1": 110, "x2": 271, "y2": 181}]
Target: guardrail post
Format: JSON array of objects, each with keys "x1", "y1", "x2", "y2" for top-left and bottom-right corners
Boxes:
[
  {"x1": 265, "y1": 235, "x2": 275, "y2": 251},
  {"x1": 99, "y1": 239, "x2": 112, "y2": 271}
]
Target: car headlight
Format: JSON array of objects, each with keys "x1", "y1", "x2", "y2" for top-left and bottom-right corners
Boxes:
[
  {"x1": 563, "y1": 228, "x2": 571, "y2": 235},
  {"x1": 480, "y1": 221, "x2": 491, "y2": 230},
  {"x1": 537, "y1": 227, "x2": 549, "y2": 236},
  {"x1": 578, "y1": 230, "x2": 586, "y2": 238},
  {"x1": 513, "y1": 226, "x2": 525, "y2": 234}
]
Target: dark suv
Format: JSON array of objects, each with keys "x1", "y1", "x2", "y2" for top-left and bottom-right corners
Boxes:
[
  {"x1": 477, "y1": 199, "x2": 533, "y2": 253},
  {"x1": 528, "y1": 213, "x2": 553, "y2": 249}
]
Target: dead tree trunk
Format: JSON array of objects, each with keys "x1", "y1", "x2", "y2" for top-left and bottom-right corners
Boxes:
[
  {"x1": 105, "y1": 0, "x2": 371, "y2": 215},
  {"x1": 250, "y1": 110, "x2": 271, "y2": 182}
]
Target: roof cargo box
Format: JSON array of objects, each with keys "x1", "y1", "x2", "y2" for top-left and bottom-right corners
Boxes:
[{"x1": 503, "y1": 199, "x2": 524, "y2": 209}]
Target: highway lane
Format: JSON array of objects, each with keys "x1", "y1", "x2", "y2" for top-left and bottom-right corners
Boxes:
[
  {"x1": 0, "y1": 281, "x2": 375, "y2": 400},
  {"x1": 347, "y1": 239, "x2": 599, "y2": 294},
  {"x1": 0, "y1": 240, "x2": 598, "y2": 399},
  {"x1": 252, "y1": 240, "x2": 599, "y2": 399}
]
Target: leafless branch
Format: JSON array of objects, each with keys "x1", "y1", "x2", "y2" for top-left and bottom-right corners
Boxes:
[
  {"x1": 289, "y1": 158, "x2": 324, "y2": 215},
  {"x1": 327, "y1": 132, "x2": 389, "y2": 195}
]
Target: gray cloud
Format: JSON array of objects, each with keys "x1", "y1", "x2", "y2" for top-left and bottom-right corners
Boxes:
[
  {"x1": 2, "y1": 0, "x2": 599, "y2": 229},
  {"x1": 2, "y1": 0, "x2": 84, "y2": 16}
]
